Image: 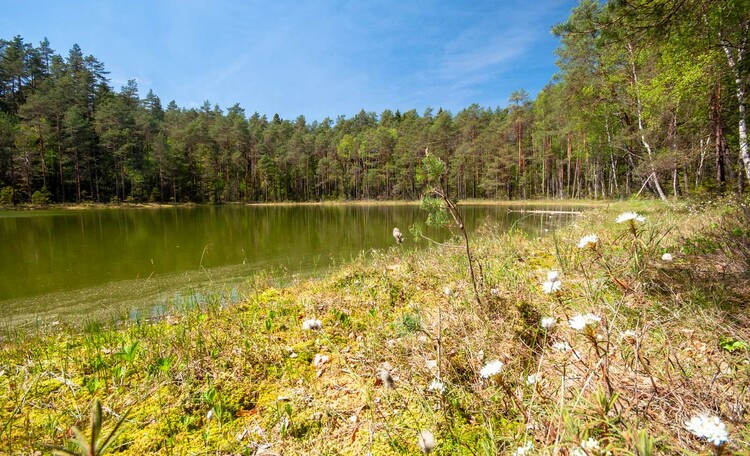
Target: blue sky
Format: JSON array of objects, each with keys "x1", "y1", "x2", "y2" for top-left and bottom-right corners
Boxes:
[{"x1": 3, "y1": 0, "x2": 576, "y2": 121}]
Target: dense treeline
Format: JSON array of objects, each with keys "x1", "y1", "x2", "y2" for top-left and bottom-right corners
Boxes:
[{"x1": 0, "y1": 0, "x2": 748, "y2": 204}]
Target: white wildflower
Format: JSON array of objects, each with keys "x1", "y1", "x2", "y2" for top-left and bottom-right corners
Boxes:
[
  {"x1": 377, "y1": 369, "x2": 395, "y2": 389},
  {"x1": 206, "y1": 409, "x2": 214, "y2": 422},
  {"x1": 615, "y1": 212, "x2": 645, "y2": 224},
  {"x1": 621, "y1": 330, "x2": 637, "y2": 343},
  {"x1": 541, "y1": 317, "x2": 556, "y2": 329},
  {"x1": 568, "y1": 313, "x2": 601, "y2": 331},
  {"x1": 417, "y1": 429, "x2": 437, "y2": 453},
  {"x1": 302, "y1": 319, "x2": 322, "y2": 330},
  {"x1": 514, "y1": 440, "x2": 534, "y2": 455},
  {"x1": 428, "y1": 379, "x2": 446, "y2": 394},
  {"x1": 543, "y1": 270, "x2": 562, "y2": 294},
  {"x1": 480, "y1": 360, "x2": 504, "y2": 378},
  {"x1": 577, "y1": 234, "x2": 599, "y2": 249},
  {"x1": 543, "y1": 279, "x2": 561, "y2": 294},
  {"x1": 661, "y1": 252, "x2": 673, "y2": 262},
  {"x1": 526, "y1": 374, "x2": 538, "y2": 385},
  {"x1": 581, "y1": 437, "x2": 601, "y2": 451},
  {"x1": 313, "y1": 354, "x2": 329, "y2": 367},
  {"x1": 443, "y1": 286, "x2": 453, "y2": 297},
  {"x1": 685, "y1": 413, "x2": 729, "y2": 446},
  {"x1": 552, "y1": 341, "x2": 572, "y2": 353},
  {"x1": 393, "y1": 227, "x2": 404, "y2": 244}
]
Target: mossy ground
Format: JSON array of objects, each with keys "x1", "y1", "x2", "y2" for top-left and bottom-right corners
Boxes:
[{"x1": 1, "y1": 199, "x2": 749, "y2": 455}]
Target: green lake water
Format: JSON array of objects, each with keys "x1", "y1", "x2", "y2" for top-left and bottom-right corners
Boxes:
[{"x1": 0, "y1": 203, "x2": 581, "y2": 326}]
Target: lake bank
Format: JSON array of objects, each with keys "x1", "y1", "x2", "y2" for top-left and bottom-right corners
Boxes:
[
  {"x1": 2, "y1": 198, "x2": 748, "y2": 455},
  {"x1": 0, "y1": 197, "x2": 609, "y2": 212}
]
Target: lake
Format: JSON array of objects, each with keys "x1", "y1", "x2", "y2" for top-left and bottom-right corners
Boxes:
[{"x1": 0, "y1": 203, "x2": 582, "y2": 326}]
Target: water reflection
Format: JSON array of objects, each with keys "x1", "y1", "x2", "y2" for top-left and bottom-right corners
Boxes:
[{"x1": 0, "y1": 204, "x2": 583, "y2": 325}]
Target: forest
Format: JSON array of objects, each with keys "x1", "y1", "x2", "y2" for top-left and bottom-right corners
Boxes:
[{"x1": 0, "y1": 0, "x2": 747, "y2": 204}]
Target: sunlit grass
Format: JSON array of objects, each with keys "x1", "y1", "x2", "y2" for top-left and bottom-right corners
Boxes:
[{"x1": 1, "y1": 199, "x2": 748, "y2": 454}]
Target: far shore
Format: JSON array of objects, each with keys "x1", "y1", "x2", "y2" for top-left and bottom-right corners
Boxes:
[{"x1": 0, "y1": 198, "x2": 610, "y2": 212}]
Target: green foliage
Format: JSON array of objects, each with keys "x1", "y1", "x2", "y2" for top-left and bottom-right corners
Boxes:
[
  {"x1": 719, "y1": 337, "x2": 748, "y2": 353},
  {"x1": 52, "y1": 399, "x2": 130, "y2": 456},
  {"x1": 421, "y1": 154, "x2": 445, "y2": 185},
  {"x1": 421, "y1": 197, "x2": 449, "y2": 229},
  {"x1": 31, "y1": 187, "x2": 51, "y2": 205},
  {"x1": 4, "y1": 0, "x2": 747, "y2": 206},
  {"x1": 398, "y1": 311, "x2": 422, "y2": 335},
  {"x1": 0, "y1": 186, "x2": 13, "y2": 204},
  {"x1": 116, "y1": 341, "x2": 139, "y2": 363}
]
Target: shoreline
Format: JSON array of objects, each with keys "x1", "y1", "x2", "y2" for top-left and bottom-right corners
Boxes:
[{"x1": 0, "y1": 197, "x2": 611, "y2": 212}]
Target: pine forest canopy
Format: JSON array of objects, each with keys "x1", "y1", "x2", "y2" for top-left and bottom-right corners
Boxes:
[{"x1": 0, "y1": 0, "x2": 748, "y2": 204}]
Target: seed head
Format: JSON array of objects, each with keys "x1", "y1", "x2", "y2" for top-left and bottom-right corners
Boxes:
[
  {"x1": 393, "y1": 227, "x2": 404, "y2": 244},
  {"x1": 418, "y1": 429, "x2": 437, "y2": 453}
]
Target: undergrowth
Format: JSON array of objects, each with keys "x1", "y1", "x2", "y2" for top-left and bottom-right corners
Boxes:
[{"x1": 1, "y1": 199, "x2": 748, "y2": 455}]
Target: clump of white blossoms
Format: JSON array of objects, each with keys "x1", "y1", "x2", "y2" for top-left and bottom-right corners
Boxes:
[
  {"x1": 569, "y1": 313, "x2": 601, "y2": 331},
  {"x1": 571, "y1": 437, "x2": 603, "y2": 456},
  {"x1": 542, "y1": 270, "x2": 561, "y2": 294},
  {"x1": 480, "y1": 360, "x2": 504, "y2": 378},
  {"x1": 443, "y1": 286, "x2": 453, "y2": 297},
  {"x1": 615, "y1": 212, "x2": 645, "y2": 224},
  {"x1": 392, "y1": 227, "x2": 404, "y2": 244},
  {"x1": 552, "y1": 341, "x2": 572, "y2": 352},
  {"x1": 541, "y1": 316, "x2": 556, "y2": 329},
  {"x1": 685, "y1": 413, "x2": 729, "y2": 446},
  {"x1": 427, "y1": 379, "x2": 446, "y2": 394},
  {"x1": 526, "y1": 374, "x2": 538, "y2": 385},
  {"x1": 620, "y1": 329, "x2": 637, "y2": 344},
  {"x1": 302, "y1": 319, "x2": 322, "y2": 330},
  {"x1": 514, "y1": 441, "x2": 534, "y2": 455},
  {"x1": 577, "y1": 234, "x2": 599, "y2": 249},
  {"x1": 661, "y1": 252, "x2": 673, "y2": 262},
  {"x1": 581, "y1": 437, "x2": 601, "y2": 450}
]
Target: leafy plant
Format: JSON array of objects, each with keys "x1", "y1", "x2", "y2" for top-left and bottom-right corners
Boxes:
[
  {"x1": 116, "y1": 341, "x2": 139, "y2": 363},
  {"x1": 719, "y1": 337, "x2": 748, "y2": 353},
  {"x1": 52, "y1": 399, "x2": 130, "y2": 456},
  {"x1": 0, "y1": 186, "x2": 13, "y2": 205},
  {"x1": 415, "y1": 153, "x2": 482, "y2": 307},
  {"x1": 31, "y1": 187, "x2": 52, "y2": 205}
]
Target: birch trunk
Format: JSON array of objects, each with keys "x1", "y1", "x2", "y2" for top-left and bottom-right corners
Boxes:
[
  {"x1": 628, "y1": 43, "x2": 668, "y2": 202},
  {"x1": 723, "y1": 37, "x2": 749, "y2": 180}
]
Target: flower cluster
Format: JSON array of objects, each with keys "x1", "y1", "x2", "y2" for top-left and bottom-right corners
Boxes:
[
  {"x1": 541, "y1": 317, "x2": 556, "y2": 329},
  {"x1": 543, "y1": 270, "x2": 561, "y2": 294},
  {"x1": 615, "y1": 212, "x2": 645, "y2": 224},
  {"x1": 302, "y1": 318, "x2": 322, "y2": 330},
  {"x1": 479, "y1": 360, "x2": 504, "y2": 378},
  {"x1": 568, "y1": 313, "x2": 601, "y2": 331},
  {"x1": 577, "y1": 234, "x2": 599, "y2": 249},
  {"x1": 552, "y1": 341, "x2": 572, "y2": 353},
  {"x1": 571, "y1": 437, "x2": 604, "y2": 456},
  {"x1": 427, "y1": 379, "x2": 446, "y2": 394},
  {"x1": 514, "y1": 441, "x2": 534, "y2": 455},
  {"x1": 685, "y1": 413, "x2": 728, "y2": 446},
  {"x1": 418, "y1": 429, "x2": 437, "y2": 453}
]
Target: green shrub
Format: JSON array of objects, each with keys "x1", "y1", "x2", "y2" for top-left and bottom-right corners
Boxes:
[
  {"x1": 31, "y1": 187, "x2": 51, "y2": 205},
  {"x1": 0, "y1": 186, "x2": 14, "y2": 205}
]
